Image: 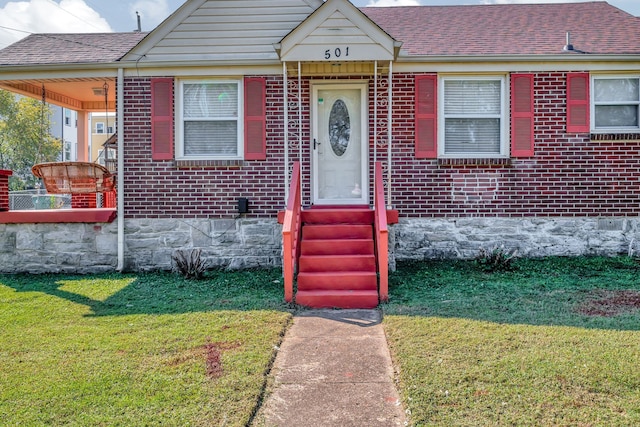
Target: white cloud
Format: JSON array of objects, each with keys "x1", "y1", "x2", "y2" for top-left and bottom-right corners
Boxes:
[
  {"x1": 0, "y1": 0, "x2": 111, "y2": 48},
  {"x1": 130, "y1": 0, "x2": 170, "y2": 31},
  {"x1": 367, "y1": 0, "x2": 420, "y2": 6}
]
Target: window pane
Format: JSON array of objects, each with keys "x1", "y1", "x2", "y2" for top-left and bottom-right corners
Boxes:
[
  {"x1": 595, "y1": 105, "x2": 639, "y2": 127},
  {"x1": 444, "y1": 118, "x2": 500, "y2": 153},
  {"x1": 184, "y1": 121, "x2": 238, "y2": 156},
  {"x1": 444, "y1": 80, "x2": 501, "y2": 114},
  {"x1": 594, "y1": 79, "x2": 639, "y2": 102},
  {"x1": 184, "y1": 83, "x2": 238, "y2": 118}
]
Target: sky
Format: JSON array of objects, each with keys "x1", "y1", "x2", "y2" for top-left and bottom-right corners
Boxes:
[{"x1": 0, "y1": 0, "x2": 639, "y2": 49}]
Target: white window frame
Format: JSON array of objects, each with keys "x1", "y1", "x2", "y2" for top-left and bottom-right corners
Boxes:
[
  {"x1": 438, "y1": 75, "x2": 508, "y2": 158},
  {"x1": 591, "y1": 74, "x2": 640, "y2": 133},
  {"x1": 95, "y1": 122, "x2": 104, "y2": 134},
  {"x1": 176, "y1": 78, "x2": 244, "y2": 160}
]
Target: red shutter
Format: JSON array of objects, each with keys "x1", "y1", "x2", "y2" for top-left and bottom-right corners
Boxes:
[
  {"x1": 415, "y1": 75, "x2": 437, "y2": 159},
  {"x1": 511, "y1": 74, "x2": 535, "y2": 157},
  {"x1": 244, "y1": 77, "x2": 267, "y2": 160},
  {"x1": 566, "y1": 72, "x2": 590, "y2": 133},
  {"x1": 151, "y1": 78, "x2": 174, "y2": 160}
]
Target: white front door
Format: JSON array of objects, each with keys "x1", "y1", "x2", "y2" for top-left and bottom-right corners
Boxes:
[{"x1": 312, "y1": 83, "x2": 368, "y2": 205}]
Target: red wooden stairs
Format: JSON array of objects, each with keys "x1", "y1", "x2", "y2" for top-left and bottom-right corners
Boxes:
[{"x1": 295, "y1": 207, "x2": 380, "y2": 309}]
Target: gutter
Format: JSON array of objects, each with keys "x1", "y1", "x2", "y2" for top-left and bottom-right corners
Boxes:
[{"x1": 397, "y1": 53, "x2": 640, "y2": 63}]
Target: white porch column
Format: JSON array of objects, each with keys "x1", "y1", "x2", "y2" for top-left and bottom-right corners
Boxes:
[
  {"x1": 76, "y1": 111, "x2": 88, "y2": 161},
  {"x1": 283, "y1": 62, "x2": 289, "y2": 203},
  {"x1": 387, "y1": 61, "x2": 393, "y2": 208}
]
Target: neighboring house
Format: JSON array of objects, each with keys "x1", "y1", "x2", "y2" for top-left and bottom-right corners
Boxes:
[
  {"x1": 1, "y1": 0, "x2": 640, "y2": 306},
  {"x1": 49, "y1": 106, "x2": 78, "y2": 162},
  {"x1": 89, "y1": 112, "x2": 116, "y2": 167}
]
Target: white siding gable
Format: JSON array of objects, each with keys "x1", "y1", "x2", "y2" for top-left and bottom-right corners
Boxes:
[
  {"x1": 123, "y1": 0, "x2": 322, "y2": 64},
  {"x1": 278, "y1": 0, "x2": 398, "y2": 62}
]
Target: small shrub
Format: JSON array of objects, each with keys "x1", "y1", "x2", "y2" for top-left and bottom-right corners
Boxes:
[
  {"x1": 172, "y1": 248, "x2": 206, "y2": 279},
  {"x1": 475, "y1": 244, "x2": 518, "y2": 272}
]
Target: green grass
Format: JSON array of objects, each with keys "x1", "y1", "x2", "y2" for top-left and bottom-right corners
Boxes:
[
  {"x1": 0, "y1": 270, "x2": 292, "y2": 426},
  {"x1": 383, "y1": 256, "x2": 640, "y2": 426}
]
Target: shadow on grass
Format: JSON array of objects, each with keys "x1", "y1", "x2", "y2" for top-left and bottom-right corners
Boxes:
[
  {"x1": 383, "y1": 256, "x2": 640, "y2": 331},
  {"x1": 0, "y1": 269, "x2": 292, "y2": 316}
]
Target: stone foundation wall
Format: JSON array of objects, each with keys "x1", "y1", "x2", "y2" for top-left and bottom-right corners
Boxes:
[
  {"x1": 2, "y1": 216, "x2": 639, "y2": 274},
  {"x1": 0, "y1": 218, "x2": 281, "y2": 274},
  {"x1": 123, "y1": 218, "x2": 281, "y2": 271},
  {"x1": 390, "y1": 217, "x2": 640, "y2": 264},
  {"x1": 0, "y1": 222, "x2": 118, "y2": 274}
]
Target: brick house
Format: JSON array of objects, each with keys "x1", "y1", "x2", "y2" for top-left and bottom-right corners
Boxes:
[{"x1": 1, "y1": 0, "x2": 640, "y2": 307}]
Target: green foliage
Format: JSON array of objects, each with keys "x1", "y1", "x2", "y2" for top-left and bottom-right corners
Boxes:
[
  {"x1": 0, "y1": 89, "x2": 61, "y2": 190},
  {"x1": 384, "y1": 257, "x2": 640, "y2": 426},
  {"x1": 475, "y1": 244, "x2": 518, "y2": 272},
  {"x1": 0, "y1": 270, "x2": 291, "y2": 426}
]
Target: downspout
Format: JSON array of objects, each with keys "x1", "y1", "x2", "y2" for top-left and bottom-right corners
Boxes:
[{"x1": 116, "y1": 68, "x2": 125, "y2": 271}]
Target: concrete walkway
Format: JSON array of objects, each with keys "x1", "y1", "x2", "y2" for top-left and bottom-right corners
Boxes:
[{"x1": 254, "y1": 309, "x2": 407, "y2": 426}]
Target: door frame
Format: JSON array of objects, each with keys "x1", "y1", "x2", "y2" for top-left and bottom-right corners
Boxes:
[{"x1": 311, "y1": 81, "x2": 369, "y2": 205}]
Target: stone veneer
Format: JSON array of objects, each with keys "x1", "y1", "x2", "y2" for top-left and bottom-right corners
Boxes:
[
  {"x1": 0, "y1": 218, "x2": 281, "y2": 274},
  {"x1": 1, "y1": 216, "x2": 640, "y2": 274}
]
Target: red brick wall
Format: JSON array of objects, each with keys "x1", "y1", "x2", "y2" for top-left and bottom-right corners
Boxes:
[
  {"x1": 71, "y1": 193, "x2": 97, "y2": 208},
  {"x1": 390, "y1": 72, "x2": 640, "y2": 217},
  {"x1": 123, "y1": 76, "x2": 286, "y2": 219},
  {"x1": 123, "y1": 72, "x2": 640, "y2": 219},
  {"x1": 0, "y1": 169, "x2": 11, "y2": 211}
]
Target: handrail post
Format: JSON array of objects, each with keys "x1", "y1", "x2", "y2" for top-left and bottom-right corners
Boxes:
[
  {"x1": 282, "y1": 162, "x2": 301, "y2": 303},
  {"x1": 374, "y1": 162, "x2": 389, "y2": 302}
]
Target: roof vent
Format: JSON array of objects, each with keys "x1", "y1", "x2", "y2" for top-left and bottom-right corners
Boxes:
[{"x1": 563, "y1": 31, "x2": 574, "y2": 51}]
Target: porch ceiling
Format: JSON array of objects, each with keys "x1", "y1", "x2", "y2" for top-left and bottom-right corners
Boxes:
[{"x1": 0, "y1": 77, "x2": 116, "y2": 112}]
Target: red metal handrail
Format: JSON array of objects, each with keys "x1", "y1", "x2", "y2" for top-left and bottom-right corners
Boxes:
[
  {"x1": 374, "y1": 162, "x2": 389, "y2": 302},
  {"x1": 282, "y1": 162, "x2": 301, "y2": 303}
]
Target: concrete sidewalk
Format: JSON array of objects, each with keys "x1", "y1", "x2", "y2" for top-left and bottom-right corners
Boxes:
[{"x1": 254, "y1": 309, "x2": 407, "y2": 426}]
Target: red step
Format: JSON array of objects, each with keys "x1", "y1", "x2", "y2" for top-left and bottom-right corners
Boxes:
[
  {"x1": 297, "y1": 271, "x2": 378, "y2": 291},
  {"x1": 302, "y1": 208, "x2": 374, "y2": 224},
  {"x1": 295, "y1": 290, "x2": 379, "y2": 309},
  {"x1": 302, "y1": 224, "x2": 372, "y2": 240},
  {"x1": 300, "y1": 239, "x2": 374, "y2": 256},
  {"x1": 298, "y1": 254, "x2": 376, "y2": 273}
]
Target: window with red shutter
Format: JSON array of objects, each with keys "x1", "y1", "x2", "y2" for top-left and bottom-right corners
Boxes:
[
  {"x1": 244, "y1": 77, "x2": 267, "y2": 160},
  {"x1": 511, "y1": 74, "x2": 535, "y2": 157},
  {"x1": 151, "y1": 78, "x2": 174, "y2": 160},
  {"x1": 566, "y1": 72, "x2": 590, "y2": 133},
  {"x1": 415, "y1": 75, "x2": 437, "y2": 159}
]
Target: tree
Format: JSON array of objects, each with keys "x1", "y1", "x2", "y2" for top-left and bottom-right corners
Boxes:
[{"x1": 0, "y1": 89, "x2": 61, "y2": 190}]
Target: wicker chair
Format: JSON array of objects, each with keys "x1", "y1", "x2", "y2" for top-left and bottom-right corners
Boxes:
[{"x1": 31, "y1": 162, "x2": 115, "y2": 194}]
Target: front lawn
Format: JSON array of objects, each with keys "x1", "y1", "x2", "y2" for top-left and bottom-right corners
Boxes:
[
  {"x1": 384, "y1": 256, "x2": 640, "y2": 426},
  {"x1": 0, "y1": 270, "x2": 291, "y2": 426}
]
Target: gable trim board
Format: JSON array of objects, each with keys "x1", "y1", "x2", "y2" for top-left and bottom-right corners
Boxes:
[{"x1": 277, "y1": 0, "x2": 399, "y2": 62}]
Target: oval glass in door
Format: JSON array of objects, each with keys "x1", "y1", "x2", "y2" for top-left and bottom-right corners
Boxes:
[{"x1": 328, "y1": 99, "x2": 350, "y2": 156}]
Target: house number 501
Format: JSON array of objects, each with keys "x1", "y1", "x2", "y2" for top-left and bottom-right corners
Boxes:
[{"x1": 324, "y1": 47, "x2": 350, "y2": 60}]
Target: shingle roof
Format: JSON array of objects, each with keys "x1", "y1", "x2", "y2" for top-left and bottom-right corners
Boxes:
[
  {"x1": 0, "y1": 32, "x2": 148, "y2": 66},
  {"x1": 362, "y1": 1, "x2": 640, "y2": 56},
  {"x1": 0, "y1": 1, "x2": 638, "y2": 67}
]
